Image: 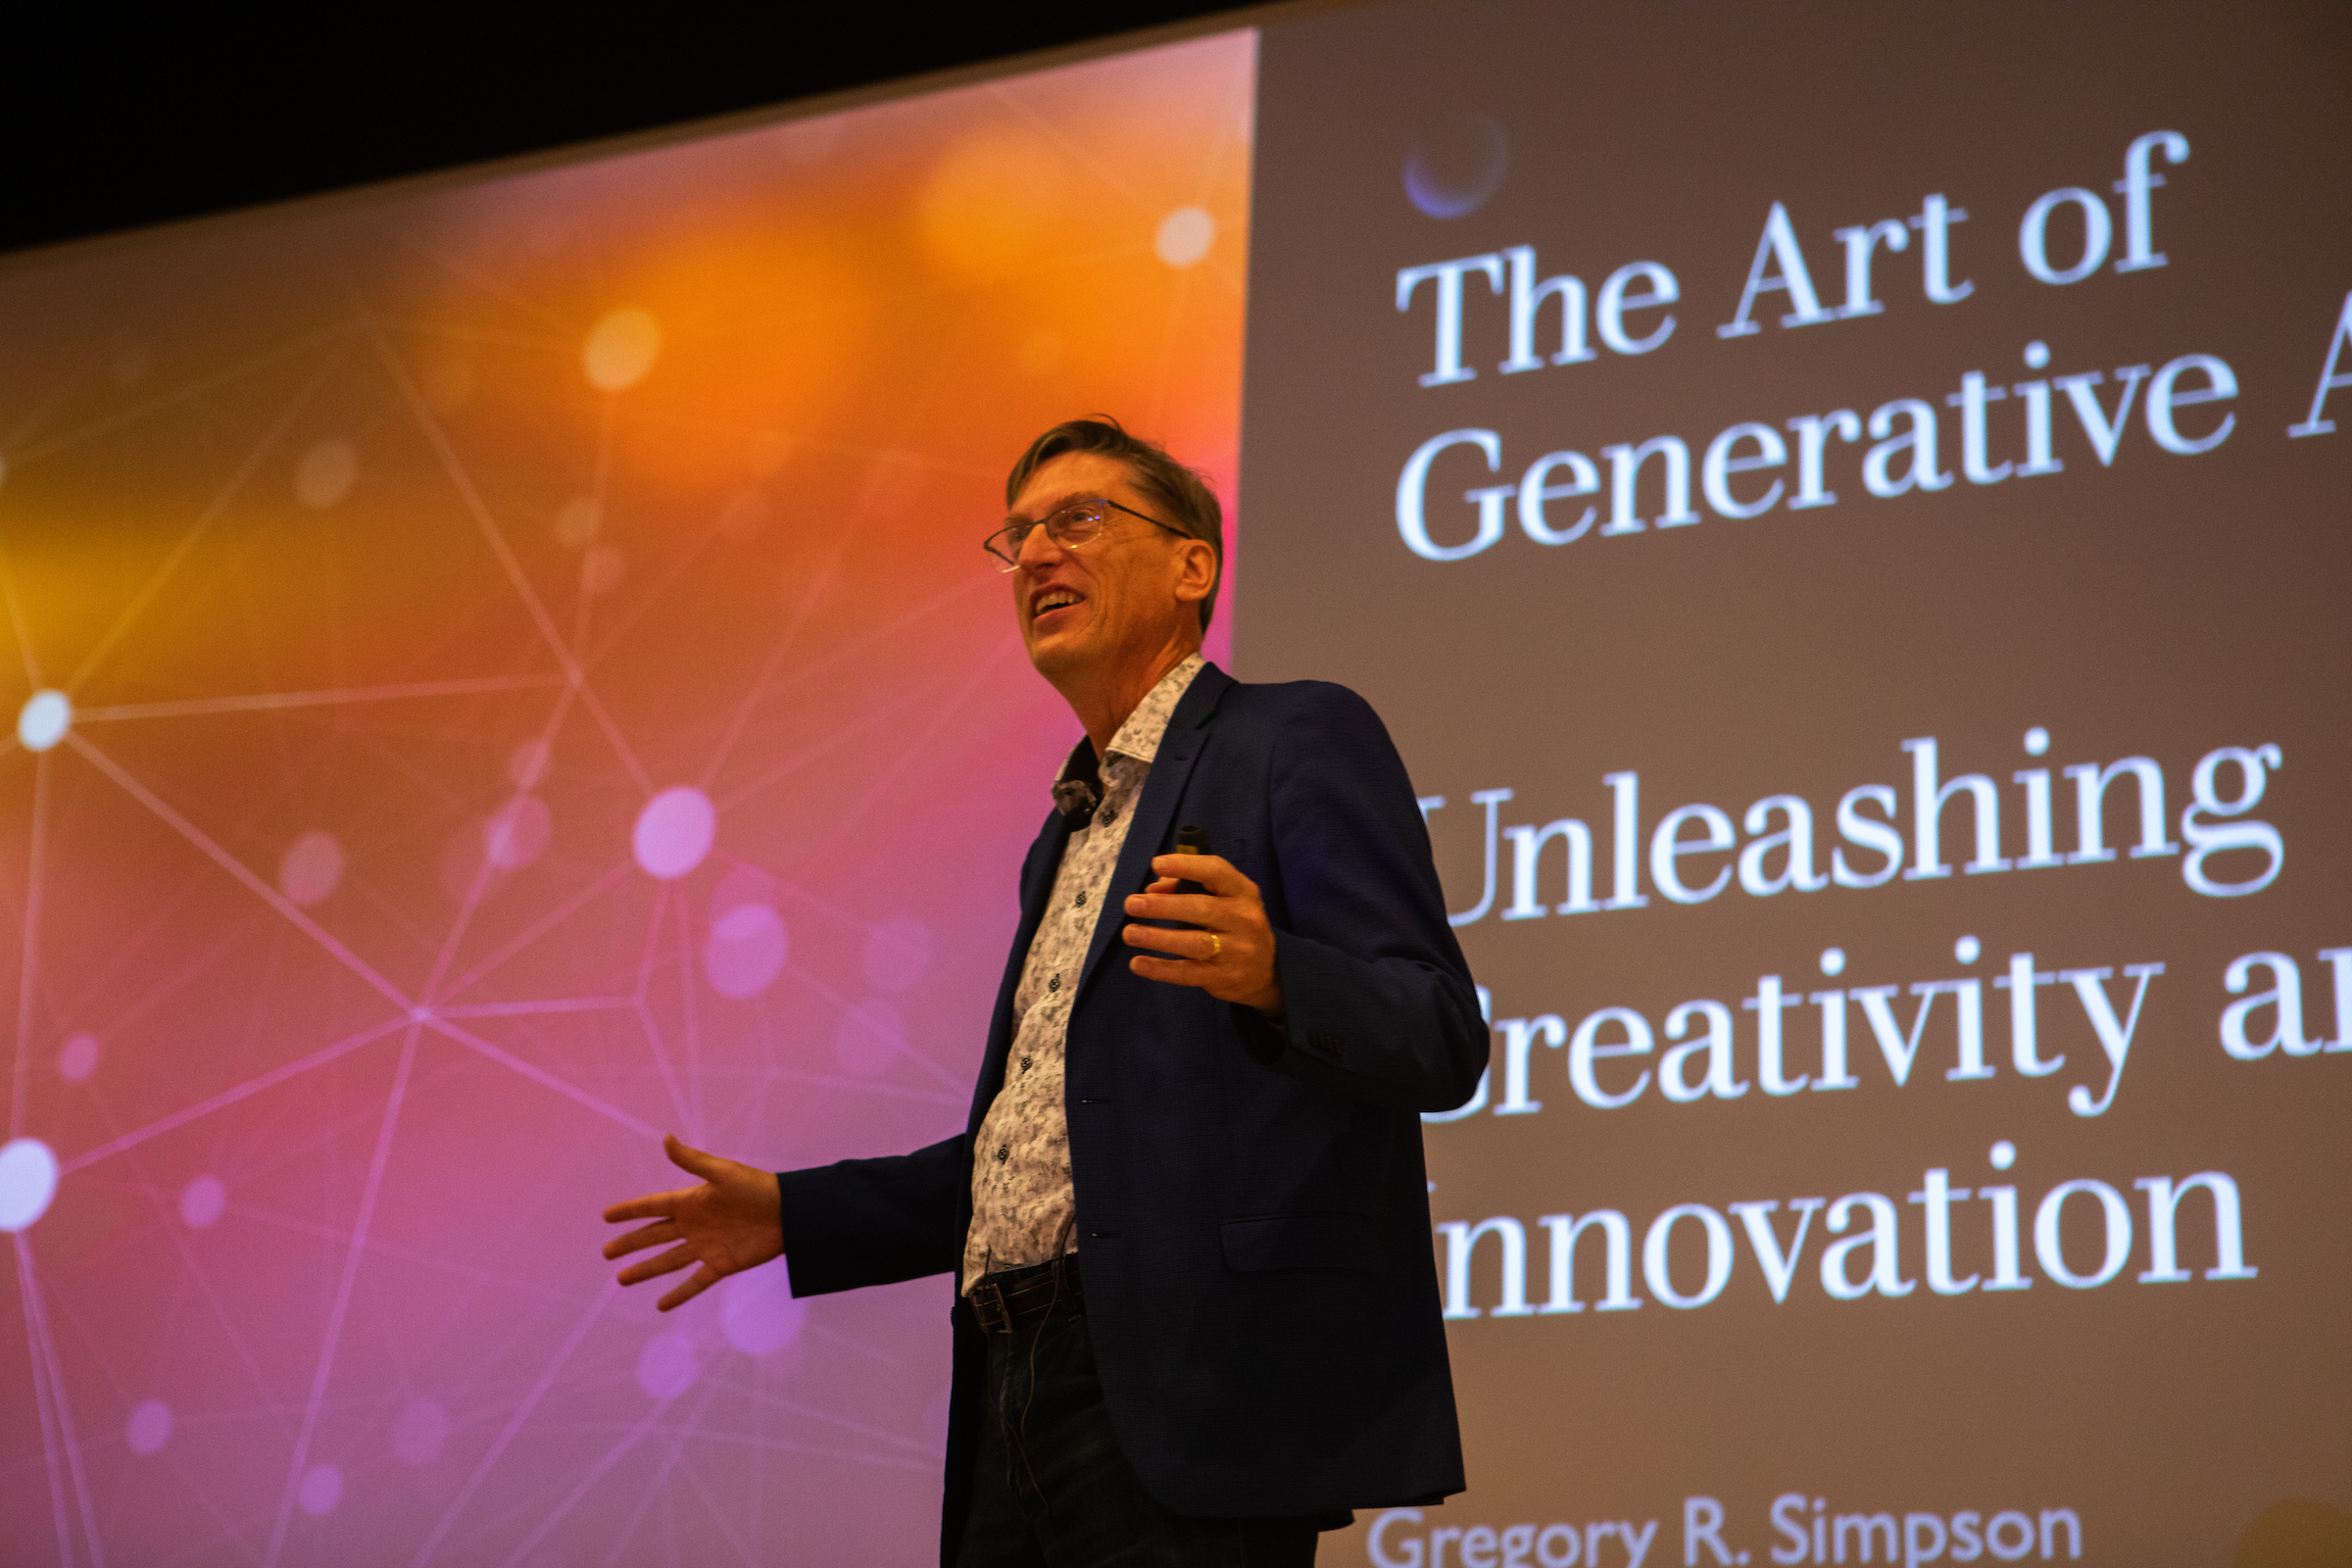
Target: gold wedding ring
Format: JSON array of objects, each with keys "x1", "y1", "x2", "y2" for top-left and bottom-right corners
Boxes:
[{"x1": 1205, "y1": 933, "x2": 1223, "y2": 962}]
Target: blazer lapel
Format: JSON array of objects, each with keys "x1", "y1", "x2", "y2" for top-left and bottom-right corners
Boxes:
[{"x1": 1072, "y1": 664, "x2": 1233, "y2": 1002}]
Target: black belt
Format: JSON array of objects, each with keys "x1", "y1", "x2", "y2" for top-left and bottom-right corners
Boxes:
[{"x1": 968, "y1": 1254, "x2": 1082, "y2": 1335}]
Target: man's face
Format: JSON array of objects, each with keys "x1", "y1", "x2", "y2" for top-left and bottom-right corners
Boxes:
[{"x1": 1006, "y1": 452, "x2": 1200, "y2": 683}]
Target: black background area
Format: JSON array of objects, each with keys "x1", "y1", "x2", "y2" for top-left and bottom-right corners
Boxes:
[{"x1": 4, "y1": 3, "x2": 1256, "y2": 255}]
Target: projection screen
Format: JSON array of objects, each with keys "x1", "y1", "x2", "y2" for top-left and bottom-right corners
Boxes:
[{"x1": 3, "y1": 3, "x2": 2349, "y2": 1565}]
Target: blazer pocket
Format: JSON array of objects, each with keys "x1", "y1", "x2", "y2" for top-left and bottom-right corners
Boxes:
[{"x1": 1219, "y1": 1211, "x2": 1382, "y2": 1274}]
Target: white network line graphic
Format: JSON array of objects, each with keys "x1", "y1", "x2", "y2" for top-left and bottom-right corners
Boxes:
[{"x1": 0, "y1": 34, "x2": 1253, "y2": 1566}]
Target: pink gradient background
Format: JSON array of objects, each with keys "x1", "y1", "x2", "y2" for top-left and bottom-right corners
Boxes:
[{"x1": 0, "y1": 30, "x2": 1252, "y2": 1566}]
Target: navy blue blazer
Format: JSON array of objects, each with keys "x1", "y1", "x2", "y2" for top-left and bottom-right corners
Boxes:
[{"x1": 776, "y1": 663, "x2": 1487, "y2": 1561}]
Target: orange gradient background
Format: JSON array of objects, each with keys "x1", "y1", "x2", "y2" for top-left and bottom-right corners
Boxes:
[{"x1": 0, "y1": 31, "x2": 1252, "y2": 1566}]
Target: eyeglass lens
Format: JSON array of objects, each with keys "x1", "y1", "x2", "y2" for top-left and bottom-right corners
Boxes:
[{"x1": 986, "y1": 503, "x2": 1110, "y2": 567}]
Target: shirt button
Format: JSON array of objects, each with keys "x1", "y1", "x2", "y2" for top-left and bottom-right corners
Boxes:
[
  {"x1": 1075, "y1": 891, "x2": 1087, "y2": 906},
  {"x1": 1020, "y1": 1055, "x2": 1032, "y2": 1071},
  {"x1": 997, "y1": 1146, "x2": 1009, "y2": 1162},
  {"x1": 1048, "y1": 975, "x2": 1060, "y2": 993}
]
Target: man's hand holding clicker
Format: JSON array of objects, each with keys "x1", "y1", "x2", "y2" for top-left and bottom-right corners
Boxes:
[{"x1": 1122, "y1": 855, "x2": 1284, "y2": 1016}]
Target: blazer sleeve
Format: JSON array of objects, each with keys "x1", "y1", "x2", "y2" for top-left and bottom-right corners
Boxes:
[
  {"x1": 776, "y1": 1135, "x2": 967, "y2": 1298},
  {"x1": 1232, "y1": 683, "x2": 1488, "y2": 1112}
]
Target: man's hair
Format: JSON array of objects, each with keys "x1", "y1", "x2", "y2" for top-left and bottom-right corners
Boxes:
[{"x1": 1004, "y1": 416, "x2": 1224, "y2": 631}]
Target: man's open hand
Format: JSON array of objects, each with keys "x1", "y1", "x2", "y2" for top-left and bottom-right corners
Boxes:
[
  {"x1": 1122, "y1": 854, "x2": 1284, "y2": 1016},
  {"x1": 602, "y1": 1134, "x2": 785, "y2": 1311}
]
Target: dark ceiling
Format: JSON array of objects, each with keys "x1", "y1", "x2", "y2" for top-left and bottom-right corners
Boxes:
[{"x1": 6, "y1": 4, "x2": 1258, "y2": 257}]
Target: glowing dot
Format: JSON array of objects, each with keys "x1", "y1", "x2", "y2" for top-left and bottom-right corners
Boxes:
[
  {"x1": 18, "y1": 690, "x2": 70, "y2": 752},
  {"x1": 581, "y1": 545, "x2": 626, "y2": 597},
  {"x1": 584, "y1": 308, "x2": 662, "y2": 392},
  {"x1": 636, "y1": 1329, "x2": 698, "y2": 1399},
  {"x1": 1154, "y1": 207, "x2": 1216, "y2": 268},
  {"x1": 180, "y1": 1175, "x2": 226, "y2": 1229},
  {"x1": 294, "y1": 438, "x2": 357, "y2": 509},
  {"x1": 720, "y1": 1266, "x2": 808, "y2": 1356},
  {"x1": 277, "y1": 831, "x2": 345, "y2": 907},
  {"x1": 507, "y1": 739, "x2": 550, "y2": 790},
  {"x1": 915, "y1": 130, "x2": 1068, "y2": 279},
  {"x1": 1818, "y1": 948, "x2": 1846, "y2": 976},
  {"x1": 704, "y1": 904, "x2": 788, "y2": 1000},
  {"x1": 633, "y1": 787, "x2": 715, "y2": 880},
  {"x1": 834, "y1": 999, "x2": 903, "y2": 1077},
  {"x1": 57, "y1": 1033, "x2": 100, "y2": 1084},
  {"x1": 863, "y1": 916, "x2": 933, "y2": 994},
  {"x1": 554, "y1": 496, "x2": 602, "y2": 548},
  {"x1": 1955, "y1": 935, "x2": 1982, "y2": 964},
  {"x1": 1402, "y1": 112, "x2": 1509, "y2": 219},
  {"x1": 0, "y1": 1139, "x2": 60, "y2": 1232},
  {"x1": 483, "y1": 797, "x2": 552, "y2": 870},
  {"x1": 298, "y1": 1463, "x2": 343, "y2": 1516},
  {"x1": 2023, "y1": 341, "x2": 2050, "y2": 369},
  {"x1": 126, "y1": 1399, "x2": 172, "y2": 1455},
  {"x1": 392, "y1": 1398, "x2": 448, "y2": 1466},
  {"x1": 2024, "y1": 726, "x2": 2050, "y2": 756},
  {"x1": 1990, "y1": 1141, "x2": 2017, "y2": 1170}
]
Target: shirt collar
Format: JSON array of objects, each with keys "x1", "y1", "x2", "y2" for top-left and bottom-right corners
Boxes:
[
  {"x1": 1105, "y1": 653, "x2": 1206, "y2": 766},
  {"x1": 1054, "y1": 653, "x2": 1206, "y2": 788}
]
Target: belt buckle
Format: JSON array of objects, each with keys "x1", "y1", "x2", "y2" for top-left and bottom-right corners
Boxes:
[{"x1": 971, "y1": 1278, "x2": 1011, "y2": 1335}]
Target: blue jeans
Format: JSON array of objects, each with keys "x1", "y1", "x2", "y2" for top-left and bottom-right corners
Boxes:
[{"x1": 956, "y1": 1262, "x2": 1322, "y2": 1567}]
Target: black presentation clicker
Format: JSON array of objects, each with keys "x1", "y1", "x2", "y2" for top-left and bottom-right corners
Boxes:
[{"x1": 1173, "y1": 824, "x2": 1210, "y2": 896}]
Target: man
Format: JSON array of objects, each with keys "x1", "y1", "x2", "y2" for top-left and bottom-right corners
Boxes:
[{"x1": 603, "y1": 418, "x2": 1486, "y2": 1566}]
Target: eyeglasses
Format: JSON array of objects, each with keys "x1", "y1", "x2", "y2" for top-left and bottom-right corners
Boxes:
[{"x1": 983, "y1": 498, "x2": 1189, "y2": 571}]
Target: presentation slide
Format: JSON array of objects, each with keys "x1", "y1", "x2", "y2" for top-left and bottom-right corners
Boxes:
[
  {"x1": 3, "y1": 3, "x2": 2348, "y2": 1565},
  {"x1": 1240, "y1": 3, "x2": 2349, "y2": 1566}
]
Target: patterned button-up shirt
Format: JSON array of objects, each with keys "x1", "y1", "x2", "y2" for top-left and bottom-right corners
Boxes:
[{"x1": 961, "y1": 654, "x2": 1205, "y2": 1292}]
